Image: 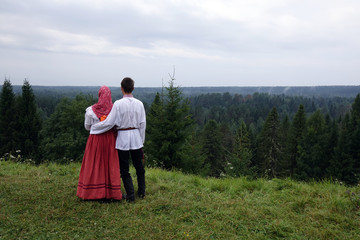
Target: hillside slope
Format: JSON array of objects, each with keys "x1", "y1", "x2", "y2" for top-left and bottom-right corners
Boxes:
[{"x1": 1, "y1": 160, "x2": 359, "y2": 239}]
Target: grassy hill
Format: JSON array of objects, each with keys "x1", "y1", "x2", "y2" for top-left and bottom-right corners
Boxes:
[{"x1": 1, "y1": 160, "x2": 360, "y2": 239}]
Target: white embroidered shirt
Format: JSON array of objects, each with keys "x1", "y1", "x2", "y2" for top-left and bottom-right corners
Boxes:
[{"x1": 90, "y1": 95, "x2": 146, "y2": 150}]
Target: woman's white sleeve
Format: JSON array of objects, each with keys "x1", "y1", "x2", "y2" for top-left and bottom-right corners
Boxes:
[{"x1": 84, "y1": 111, "x2": 92, "y2": 131}]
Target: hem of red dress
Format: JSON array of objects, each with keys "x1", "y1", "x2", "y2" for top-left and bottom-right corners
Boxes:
[{"x1": 77, "y1": 193, "x2": 123, "y2": 201}]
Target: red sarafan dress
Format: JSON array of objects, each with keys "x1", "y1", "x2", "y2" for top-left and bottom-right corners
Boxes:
[{"x1": 77, "y1": 86, "x2": 122, "y2": 200}]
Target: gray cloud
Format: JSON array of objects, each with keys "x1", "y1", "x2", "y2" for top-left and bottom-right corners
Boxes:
[{"x1": 1, "y1": 0, "x2": 360, "y2": 87}]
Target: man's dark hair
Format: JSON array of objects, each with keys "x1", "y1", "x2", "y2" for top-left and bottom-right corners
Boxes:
[{"x1": 121, "y1": 77, "x2": 134, "y2": 93}]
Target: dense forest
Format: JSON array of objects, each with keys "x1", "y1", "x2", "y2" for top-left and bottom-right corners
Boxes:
[{"x1": 1, "y1": 79, "x2": 360, "y2": 185}]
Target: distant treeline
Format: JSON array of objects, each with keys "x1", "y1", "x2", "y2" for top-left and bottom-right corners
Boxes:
[
  {"x1": 4, "y1": 84, "x2": 360, "y2": 98},
  {"x1": 1, "y1": 80, "x2": 360, "y2": 185},
  {"x1": 3, "y1": 84, "x2": 358, "y2": 118}
]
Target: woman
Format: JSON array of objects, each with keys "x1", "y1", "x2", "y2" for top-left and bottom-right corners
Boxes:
[{"x1": 77, "y1": 86, "x2": 122, "y2": 200}]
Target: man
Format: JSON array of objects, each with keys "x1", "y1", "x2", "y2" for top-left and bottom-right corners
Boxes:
[{"x1": 90, "y1": 77, "x2": 146, "y2": 202}]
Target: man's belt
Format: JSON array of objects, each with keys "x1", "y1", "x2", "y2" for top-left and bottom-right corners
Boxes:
[{"x1": 118, "y1": 127, "x2": 137, "y2": 131}]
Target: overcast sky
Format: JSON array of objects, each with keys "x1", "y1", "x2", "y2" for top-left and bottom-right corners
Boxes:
[{"x1": 1, "y1": 0, "x2": 360, "y2": 87}]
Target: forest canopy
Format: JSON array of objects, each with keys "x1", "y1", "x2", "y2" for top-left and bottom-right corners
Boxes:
[{"x1": 1, "y1": 79, "x2": 360, "y2": 185}]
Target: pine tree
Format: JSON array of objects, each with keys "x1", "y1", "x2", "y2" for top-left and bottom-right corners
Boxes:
[
  {"x1": 15, "y1": 79, "x2": 42, "y2": 161},
  {"x1": 0, "y1": 79, "x2": 17, "y2": 156},
  {"x1": 256, "y1": 107, "x2": 282, "y2": 178}
]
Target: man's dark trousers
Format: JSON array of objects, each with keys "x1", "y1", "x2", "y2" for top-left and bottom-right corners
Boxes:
[{"x1": 118, "y1": 149, "x2": 145, "y2": 201}]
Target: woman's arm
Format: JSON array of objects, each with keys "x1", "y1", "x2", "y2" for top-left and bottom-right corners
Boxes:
[{"x1": 84, "y1": 108, "x2": 96, "y2": 131}]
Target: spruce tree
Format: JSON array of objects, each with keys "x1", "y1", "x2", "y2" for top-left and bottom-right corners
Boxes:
[
  {"x1": 287, "y1": 104, "x2": 307, "y2": 177},
  {"x1": 146, "y1": 74, "x2": 193, "y2": 170},
  {"x1": 145, "y1": 92, "x2": 166, "y2": 167},
  {"x1": 328, "y1": 95, "x2": 360, "y2": 184},
  {"x1": 328, "y1": 114, "x2": 356, "y2": 184},
  {"x1": 220, "y1": 122, "x2": 234, "y2": 155},
  {"x1": 324, "y1": 116, "x2": 338, "y2": 179},
  {"x1": 202, "y1": 120, "x2": 224, "y2": 177},
  {"x1": 294, "y1": 110, "x2": 327, "y2": 180},
  {"x1": 178, "y1": 131, "x2": 206, "y2": 175},
  {"x1": 226, "y1": 121, "x2": 253, "y2": 177},
  {"x1": 278, "y1": 115, "x2": 291, "y2": 177},
  {"x1": 349, "y1": 94, "x2": 360, "y2": 178},
  {"x1": 351, "y1": 94, "x2": 360, "y2": 122},
  {"x1": 15, "y1": 79, "x2": 42, "y2": 161},
  {"x1": 256, "y1": 107, "x2": 282, "y2": 178},
  {"x1": 40, "y1": 95, "x2": 93, "y2": 162},
  {"x1": 0, "y1": 79, "x2": 17, "y2": 156}
]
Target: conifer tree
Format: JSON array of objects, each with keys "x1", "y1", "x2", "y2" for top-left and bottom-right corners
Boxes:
[
  {"x1": 349, "y1": 94, "x2": 360, "y2": 177},
  {"x1": 178, "y1": 132, "x2": 206, "y2": 175},
  {"x1": 162, "y1": 75, "x2": 193, "y2": 169},
  {"x1": 40, "y1": 95, "x2": 93, "y2": 162},
  {"x1": 256, "y1": 107, "x2": 282, "y2": 178},
  {"x1": 294, "y1": 110, "x2": 327, "y2": 180},
  {"x1": 277, "y1": 115, "x2": 291, "y2": 177},
  {"x1": 202, "y1": 120, "x2": 224, "y2": 177},
  {"x1": 15, "y1": 79, "x2": 42, "y2": 160},
  {"x1": 226, "y1": 121, "x2": 253, "y2": 177},
  {"x1": 287, "y1": 104, "x2": 306, "y2": 177},
  {"x1": 328, "y1": 114, "x2": 356, "y2": 184},
  {"x1": 329, "y1": 94, "x2": 360, "y2": 184},
  {"x1": 328, "y1": 95, "x2": 360, "y2": 184},
  {"x1": 0, "y1": 79, "x2": 17, "y2": 156},
  {"x1": 146, "y1": 72, "x2": 193, "y2": 170},
  {"x1": 145, "y1": 92, "x2": 165, "y2": 167},
  {"x1": 220, "y1": 122, "x2": 234, "y2": 155},
  {"x1": 324, "y1": 116, "x2": 338, "y2": 179},
  {"x1": 351, "y1": 94, "x2": 360, "y2": 122}
]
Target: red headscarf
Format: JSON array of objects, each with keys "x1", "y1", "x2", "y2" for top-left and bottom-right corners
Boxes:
[{"x1": 92, "y1": 86, "x2": 113, "y2": 120}]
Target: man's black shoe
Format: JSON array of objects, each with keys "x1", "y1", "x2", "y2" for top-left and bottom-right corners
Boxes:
[{"x1": 122, "y1": 194, "x2": 135, "y2": 202}]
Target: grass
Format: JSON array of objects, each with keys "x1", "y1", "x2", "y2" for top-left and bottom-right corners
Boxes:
[{"x1": 1, "y1": 160, "x2": 360, "y2": 239}]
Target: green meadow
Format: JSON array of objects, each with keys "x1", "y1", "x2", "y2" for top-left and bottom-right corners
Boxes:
[{"x1": 1, "y1": 160, "x2": 360, "y2": 239}]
